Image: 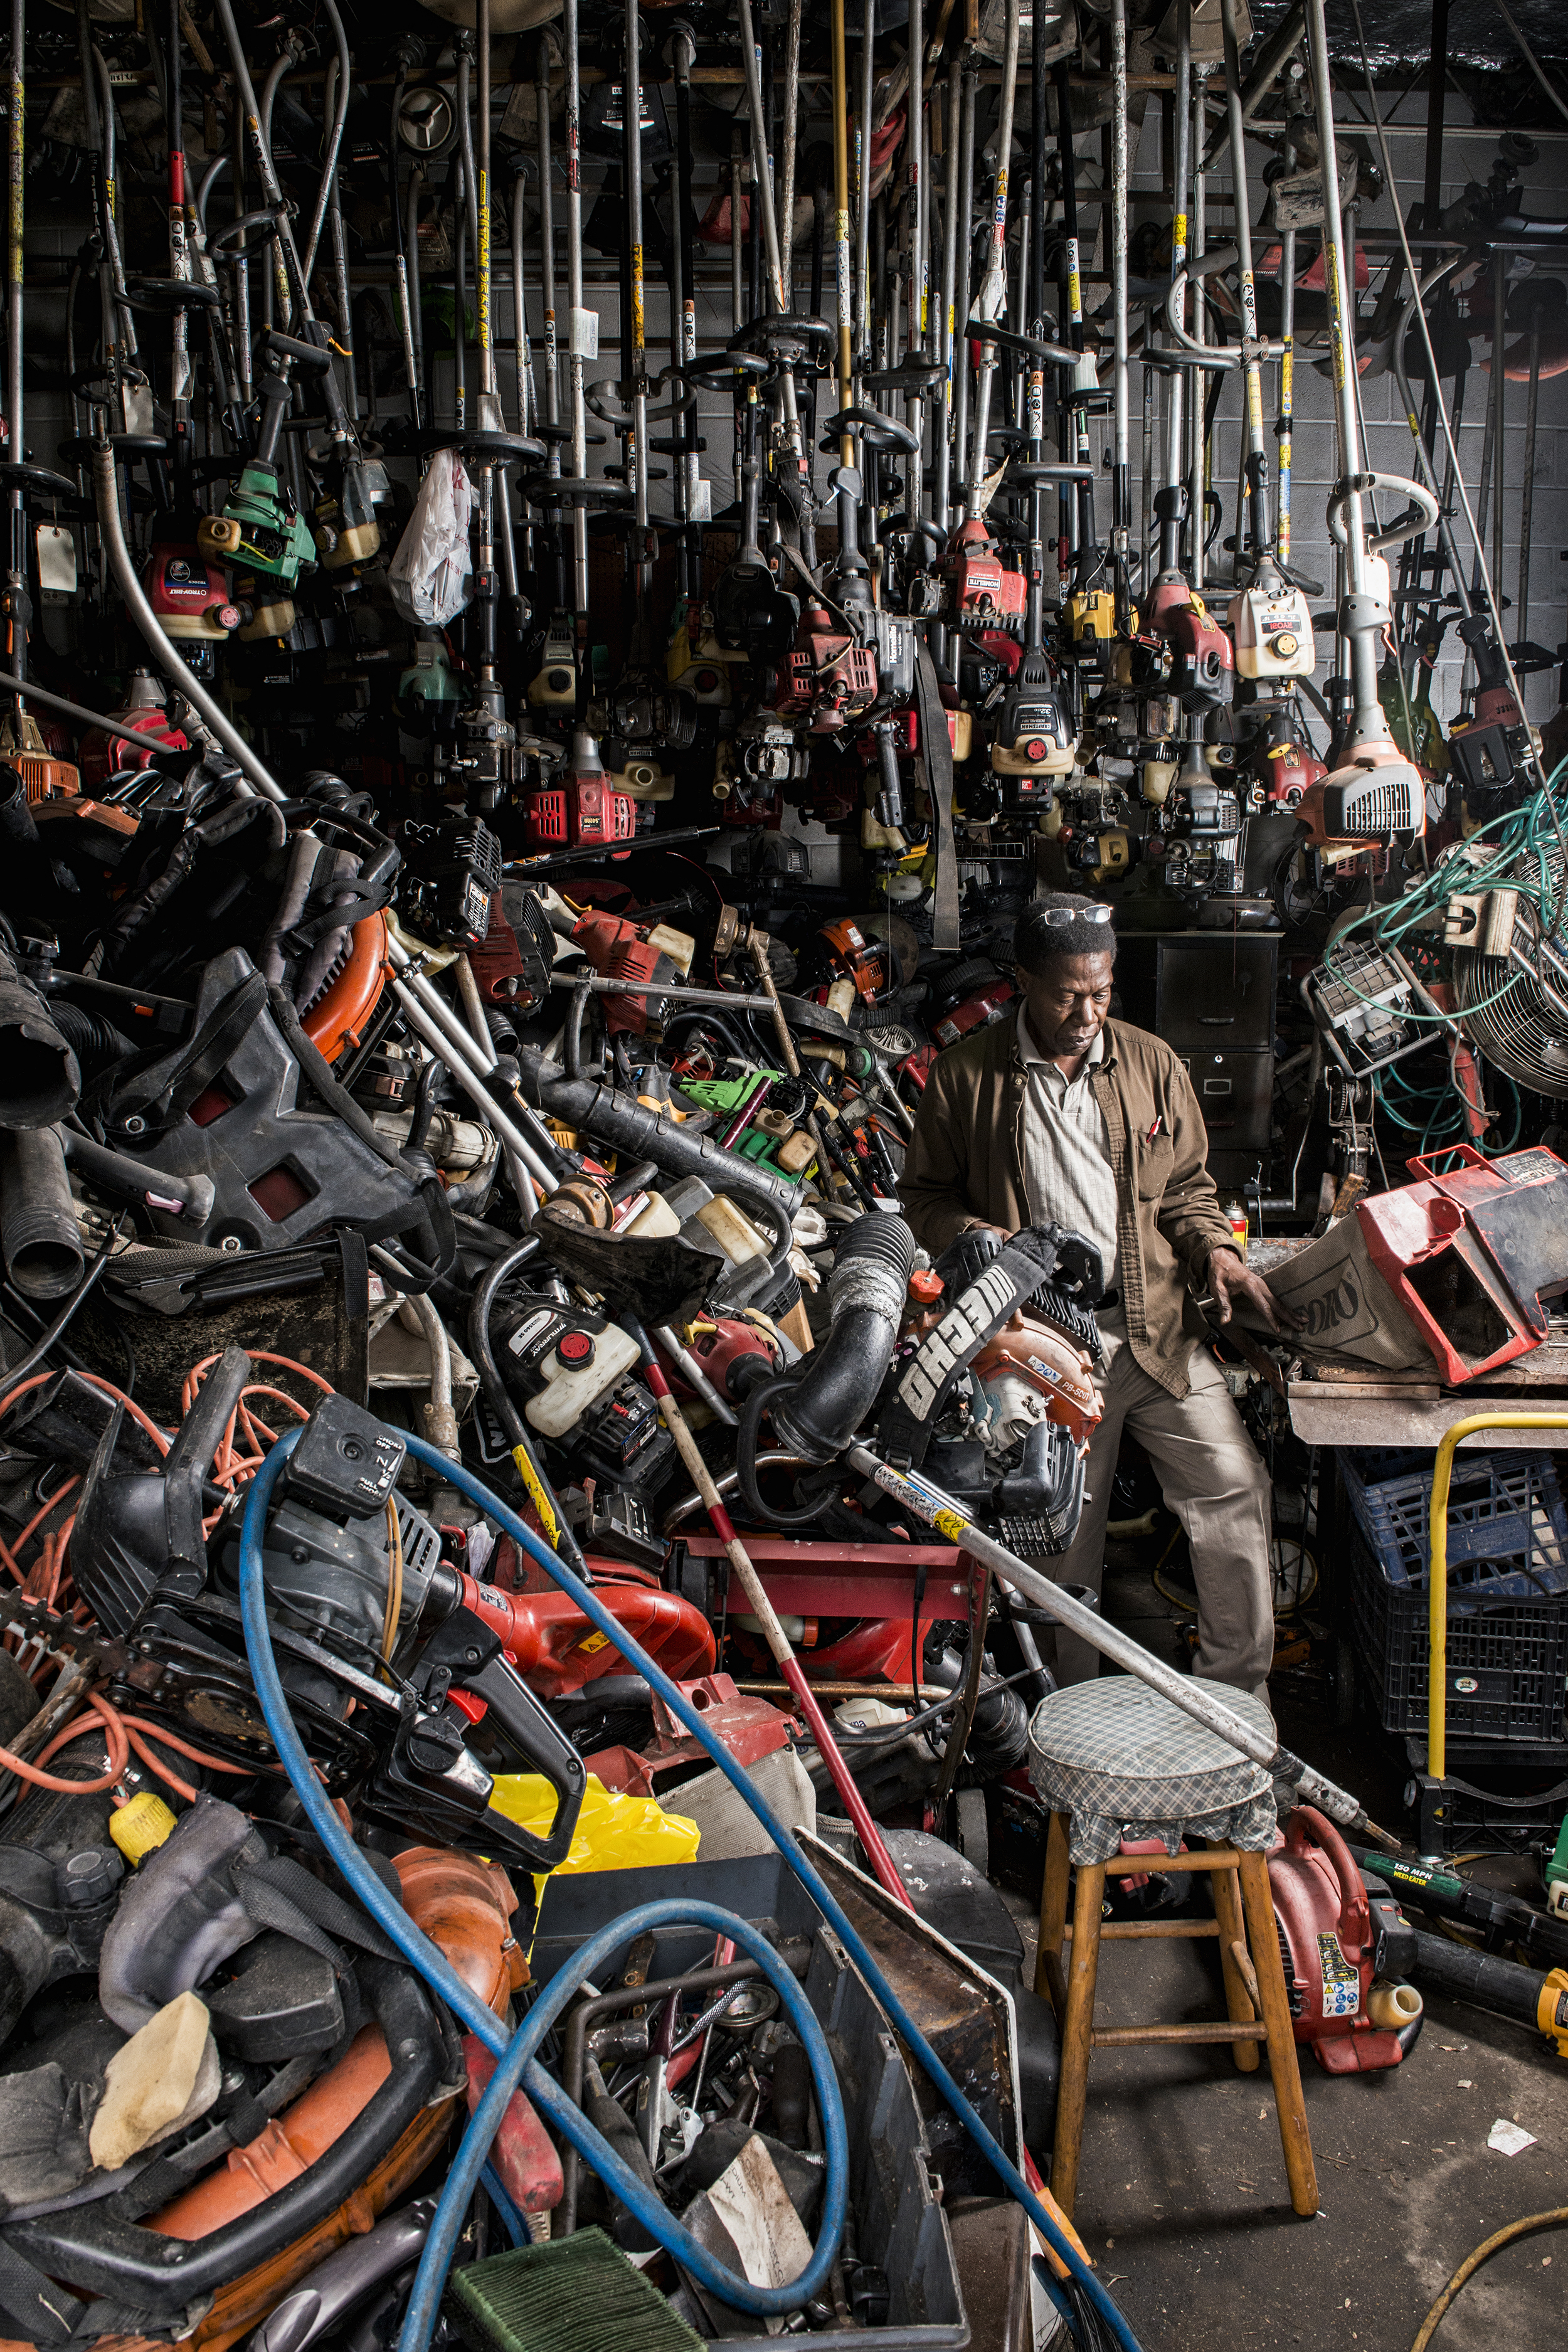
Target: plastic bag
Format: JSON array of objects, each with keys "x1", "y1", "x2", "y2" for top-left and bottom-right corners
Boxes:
[
  {"x1": 388, "y1": 448, "x2": 473, "y2": 627},
  {"x1": 491, "y1": 1771, "x2": 701, "y2": 1888}
]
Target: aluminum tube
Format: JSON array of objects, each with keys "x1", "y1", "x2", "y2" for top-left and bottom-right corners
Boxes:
[
  {"x1": 454, "y1": 951, "x2": 536, "y2": 1209},
  {"x1": 390, "y1": 982, "x2": 554, "y2": 1198},
  {"x1": 848, "y1": 1445, "x2": 1380, "y2": 1836},
  {"x1": 1220, "y1": 0, "x2": 1270, "y2": 561},
  {"x1": 951, "y1": 61, "x2": 976, "y2": 479},
  {"x1": 538, "y1": 33, "x2": 559, "y2": 435},
  {"x1": 386, "y1": 938, "x2": 564, "y2": 1183},
  {"x1": 300, "y1": 0, "x2": 352, "y2": 292},
  {"x1": 624, "y1": 0, "x2": 649, "y2": 558},
  {"x1": 1111, "y1": 0, "x2": 1130, "y2": 577},
  {"x1": 1165, "y1": 1, "x2": 1190, "y2": 515},
  {"x1": 511, "y1": 172, "x2": 529, "y2": 434},
  {"x1": 1301, "y1": 0, "x2": 1385, "y2": 730},
  {"x1": 563, "y1": 0, "x2": 589, "y2": 610},
  {"x1": 830, "y1": 0, "x2": 852, "y2": 445},
  {"x1": 92, "y1": 445, "x2": 287, "y2": 800},
  {"x1": 965, "y1": 0, "x2": 1022, "y2": 516},
  {"x1": 213, "y1": 0, "x2": 308, "y2": 318},
  {"x1": 934, "y1": 60, "x2": 960, "y2": 530}
]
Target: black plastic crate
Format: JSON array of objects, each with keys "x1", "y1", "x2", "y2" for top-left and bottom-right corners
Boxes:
[
  {"x1": 1348, "y1": 1527, "x2": 1568, "y2": 1742},
  {"x1": 1342, "y1": 1447, "x2": 1568, "y2": 1602}
]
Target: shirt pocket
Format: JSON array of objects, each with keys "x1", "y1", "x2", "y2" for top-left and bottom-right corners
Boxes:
[{"x1": 1135, "y1": 1131, "x2": 1176, "y2": 1200}]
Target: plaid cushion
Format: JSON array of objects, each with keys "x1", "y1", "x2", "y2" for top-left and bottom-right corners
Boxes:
[{"x1": 1026, "y1": 1677, "x2": 1278, "y2": 1863}]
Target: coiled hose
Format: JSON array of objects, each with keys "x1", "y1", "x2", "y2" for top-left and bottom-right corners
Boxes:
[
  {"x1": 238, "y1": 1438, "x2": 845, "y2": 2326},
  {"x1": 238, "y1": 1429, "x2": 1143, "y2": 2352}
]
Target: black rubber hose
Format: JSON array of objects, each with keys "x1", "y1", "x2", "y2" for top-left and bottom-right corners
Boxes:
[
  {"x1": 768, "y1": 1214, "x2": 916, "y2": 1463},
  {"x1": 735, "y1": 1374, "x2": 841, "y2": 1530},
  {"x1": 4, "y1": 1962, "x2": 442, "y2": 2312},
  {"x1": 49, "y1": 1002, "x2": 137, "y2": 1080},
  {"x1": 563, "y1": 979, "x2": 596, "y2": 1081},
  {"x1": 405, "y1": 1056, "x2": 440, "y2": 1160},
  {"x1": 657, "y1": 1005, "x2": 762, "y2": 1067},
  {"x1": 0, "y1": 1215, "x2": 121, "y2": 1392},
  {"x1": 0, "y1": 941, "x2": 81, "y2": 1130},
  {"x1": 516, "y1": 1049, "x2": 803, "y2": 1257}
]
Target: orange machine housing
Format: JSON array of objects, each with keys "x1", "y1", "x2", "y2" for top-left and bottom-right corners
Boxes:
[{"x1": 8, "y1": 1849, "x2": 526, "y2": 2352}]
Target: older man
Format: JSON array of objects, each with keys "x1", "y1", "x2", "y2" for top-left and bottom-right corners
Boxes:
[{"x1": 900, "y1": 892, "x2": 1299, "y2": 1696}]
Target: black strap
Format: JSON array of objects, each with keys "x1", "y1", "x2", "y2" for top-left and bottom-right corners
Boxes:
[
  {"x1": 105, "y1": 968, "x2": 268, "y2": 1140},
  {"x1": 878, "y1": 1226, "x2": 1096, "y2": 1467},
  {"x1": 916, "y1": 638, "x2": 960, "y2": 953},
  {"x1": 337, "y1": 1228, "x2": 370, "y2": 1322},
  {"x1": 235, "y1": 1853, "x2": 404, "y2": 1968},
  {"x1": 0, "y1": 2235, "x2": 87, "y2": 2343}
]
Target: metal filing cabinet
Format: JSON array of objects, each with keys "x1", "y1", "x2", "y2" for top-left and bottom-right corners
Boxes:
[{"x1": 1113, "y1": 932, "x2": 1278, "y2": 1187}]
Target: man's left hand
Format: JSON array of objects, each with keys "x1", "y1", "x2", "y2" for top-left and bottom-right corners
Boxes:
[{"x1": 1207, "y1": 1248, "x2": 1304, "y2": 1336}]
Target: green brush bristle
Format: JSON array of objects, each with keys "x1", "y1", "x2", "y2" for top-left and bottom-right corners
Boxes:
[{"x1": 446, "y1": 2228, "x2": 706, "y2": 2352}]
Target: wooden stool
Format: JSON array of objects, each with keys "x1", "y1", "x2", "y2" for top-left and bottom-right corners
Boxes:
[{"x1": 1034, "y1": 1811, "x2": 1319, "y2": 2222}]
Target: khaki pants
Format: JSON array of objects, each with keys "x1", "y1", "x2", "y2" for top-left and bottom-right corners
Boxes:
[{"x1": 1038, "y1": 1340, "x2": 1275, "y2": 1697}]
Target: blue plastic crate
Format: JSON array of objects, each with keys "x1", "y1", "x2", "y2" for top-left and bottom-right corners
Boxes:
[
  {"x1": 1342, "y1": 1449, "x2": 1568, "y2": 1602},
  {"x1": 1348, "y1": 1529, "x2": 1568, "y2": 1742}
]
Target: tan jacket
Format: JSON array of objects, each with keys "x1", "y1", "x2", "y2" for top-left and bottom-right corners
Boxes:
[{"x1": 899, "y1": 1010, "x2": 1237, "y2": 1399}]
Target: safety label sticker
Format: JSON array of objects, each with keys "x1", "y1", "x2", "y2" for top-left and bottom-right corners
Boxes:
[{"x1": 1318, "y1": 1931, "x2": 1360, "y2": 2018}]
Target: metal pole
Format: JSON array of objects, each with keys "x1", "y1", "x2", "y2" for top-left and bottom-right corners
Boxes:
[
  {"x1": 830, "y1": 0, "x2": 854, "y2": 460},
  {"x1": 951, "y1": 59, "x2": 976, "y2": 511},
  {"x1": 623, "y1": 0, "x2": 649, "y2": 607},
  {"x1": 778, "y1": 0, "x2": 802, "y2": 311},
  {"x1": 6, "y1": 0, "x2": 24, "y2": 694},
  {"x1": 563, "y1": 0, "x2": 590, "y2": 615},
  {"x1": 966, "y1": 0, "x2": 1023, "y2": 517},
  {"x1": 1110, "y1": 0, "x2": 1131, "y2": 593},
  {"x1": 1301, "y1": 0, "x2": 1389, "y2": 745},
  {"x1": 538, "y1": 33, "x2": 558, "y2": 438},
  {"x1": 849, "y1": 1445, "x2": 1392, "y2": 1843},
  {"x1": 1221, "y1": 0, "x2": 1271, "y2": 569},
  {"x1": 934, "y1": 58, "x2": 960, "y2": 531}
]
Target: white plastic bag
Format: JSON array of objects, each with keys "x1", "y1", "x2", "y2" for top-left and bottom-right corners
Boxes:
[{"x1": 388, "y1": 449, "x2": 473, "y2": 627}]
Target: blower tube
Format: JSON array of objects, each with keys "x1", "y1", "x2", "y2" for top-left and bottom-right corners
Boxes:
[
  {"x1": 736, "y1": 1214, "x2": 914, "y2": 1527},
  {"x1": 0, "y1": 941, "x2": 80, "y2": 1130},
  {"x1": 238, "y1": 1431, "x2": 1145, "y2": 2352},
  {"x1": 1408, "y1": 1927, "x2": 1561, "y2": 2038},
  {"x1": 769, "y1": 1214, "x2": 913, "y2": 1460},
  {"x1": 0, "y1": 1126, "x2": 84, "y2": 1300}
]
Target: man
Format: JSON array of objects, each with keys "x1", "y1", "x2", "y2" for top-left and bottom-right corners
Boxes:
[{"x1": 900, "y1": 891, "x2": 1300, "y2": 1697}]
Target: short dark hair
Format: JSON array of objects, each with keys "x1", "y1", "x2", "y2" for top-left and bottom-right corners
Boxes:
[{"x1": 1013, "y1": 894, "x2": 1119, "y2": 973}]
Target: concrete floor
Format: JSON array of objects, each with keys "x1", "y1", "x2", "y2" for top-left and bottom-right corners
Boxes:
[{"x1": 1012, "y1": 1545, "x2": 1568, "y2": 2351}]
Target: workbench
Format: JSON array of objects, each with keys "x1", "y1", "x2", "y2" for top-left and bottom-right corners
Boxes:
[{"x1": 1285, "y1": 1332, "x2": 1568, "y2": 1449}]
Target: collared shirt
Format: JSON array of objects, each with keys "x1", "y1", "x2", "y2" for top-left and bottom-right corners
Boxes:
[{"x1": 1016, "y1": 1010, "x2": 1126, "y2": 1345}]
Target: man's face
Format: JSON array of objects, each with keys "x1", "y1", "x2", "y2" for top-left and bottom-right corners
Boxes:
[{"x1": 1018, "y1": 950, "x2": 1116, "y2": 1064}]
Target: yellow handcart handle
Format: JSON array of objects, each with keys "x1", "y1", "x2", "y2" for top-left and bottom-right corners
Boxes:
[{"x1": 1428, "y1": 1412, "x2": 1568, "y2": 1783}]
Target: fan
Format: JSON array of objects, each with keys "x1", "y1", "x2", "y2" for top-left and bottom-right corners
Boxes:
[{"x1": 1451, "y1": 842, "x2": 1568, "y2": 1099}]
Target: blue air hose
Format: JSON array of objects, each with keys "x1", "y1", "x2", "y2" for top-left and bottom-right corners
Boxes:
[
  {"x1": 237, "y1": 1437, "x2": 846, "y2": 2326},
  {"x1": 238, "y1": 1429, "x2": 1144, "y2": 2352}
]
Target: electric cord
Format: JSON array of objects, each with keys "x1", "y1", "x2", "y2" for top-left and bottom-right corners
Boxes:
[
  {"x1": 1409, "y1": 2206, "x2": 1568, "y2": 2350},
  {"x1": 0, "y1": 1214, "x2": 124, "y2": 1393},
  {"x1": 238, "y1": 1428, "x2": 1144, "y2": 2352}
]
